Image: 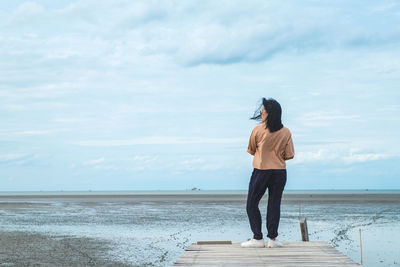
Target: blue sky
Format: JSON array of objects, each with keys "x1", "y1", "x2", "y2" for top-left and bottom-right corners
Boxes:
[{"x1": 1, "y1": 0, "x2": 400, "y2": 191}]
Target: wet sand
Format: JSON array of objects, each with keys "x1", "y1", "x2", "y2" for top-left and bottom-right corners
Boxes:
[
  {"x1": 0, "y1": 192, "x2": 399, "y2": 266},
  {"x1": 0, "y1": 231, "x2": 134, "y2": 267}
]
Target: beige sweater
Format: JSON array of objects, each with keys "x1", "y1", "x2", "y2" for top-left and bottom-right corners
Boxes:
[{"x1": 247, "y1": 123, "x2": 295, "y2": 170}]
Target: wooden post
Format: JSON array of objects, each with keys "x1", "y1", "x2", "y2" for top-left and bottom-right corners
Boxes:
[
  {"x1": 299, "y1": 217, "x2": 309, "y2": 241},
  {"x1": 359, "y1": 229, "x2": 363, "y2": 265}
]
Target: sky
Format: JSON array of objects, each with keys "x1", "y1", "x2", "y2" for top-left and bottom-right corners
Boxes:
[{"x1": 1, "y1": 0, "x2": 400, "y2": 191}]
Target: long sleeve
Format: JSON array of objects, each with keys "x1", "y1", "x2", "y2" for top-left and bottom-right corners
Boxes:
[
  {"x1": 283, "y1": 134, "x2": 294, "y2": 160},
  {"x1": 247, "y1": 127, "x2": 257, "y2": 156}
]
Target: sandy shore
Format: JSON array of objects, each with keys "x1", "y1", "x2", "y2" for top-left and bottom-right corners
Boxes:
[
  {"x1": 0, "y1": 231, "x2": 135, "y2": 267},
  {"x1": 0, "y1": 192, "x2": 399, "y2": 266}
]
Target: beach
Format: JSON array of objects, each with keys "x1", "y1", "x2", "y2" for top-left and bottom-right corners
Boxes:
[
  {"x1": 0, "y1": 190, "x2": 399, "y2": 266},
  {"x1": 0, "y1": 231, "x2": 133, "y2": 267}
]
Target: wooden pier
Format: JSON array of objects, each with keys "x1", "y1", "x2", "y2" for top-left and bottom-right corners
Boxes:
[{"x1": 173, "y1": 241, "x2": 361, "y2": 266}]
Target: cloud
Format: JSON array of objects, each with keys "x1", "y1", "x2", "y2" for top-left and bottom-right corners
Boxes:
[
  {"x1": 0, "y1": 153, "x2": 38, "y2": 165},
  {"x1": 292, "y1": 148, "x2": 393, "y2": 165},
  {"x1": 81, "y1": 157, "x2": 121, "y2": 170},
  {"x1": 52, "y1": 117, "x2": 91, "y2": 123},
  {"x1": 12, "y1": 129, "x2": 70, "y2": 136},
  {"x1": 174, "y1": 2, "x2": 400, "y2": 66},
  {"x1": 323, "y1": 167, "x2": 355, "y2": 174},
  {"x1": 71, "y1": 137, "x2": 244, "y2": 146},
  {"x1": 92, "y1": 164, "x2": 119, "y2": 171},
  {"x1": 343, "y1": 152, "x2": 390, "y2": 164},
  {"x1": 112, "y1": 2, "x2": 168, "y2": 28},
  {"x1": 292, "y1": 149, "x2": 337, "y2": 164},
  {"x1": 2, "y1": 0, "x2": 400, "y2": 69},
  {"x1": 377, "y1": 104, "x2": 400, "y2": 112},
  {"x1": 177, "y1": 158, "x2": 205, "y2": 171},
  {"x1": 297, "y1": 111, "x2": 362, "y2": 127},
  {"x1": 83, "y1": 157, "x2": 105, "y2": 165},
  {"x1": 1, "y1": 0, "x2": 400, "y2": 190},
  {"x1": 179, "y1": 22, "x2": 312, "y2": 66},
  {"x1": 133, "y1": 155, "x2": 158, "y2": 164},
  {"x1": 8, "y1": 1, "x2": 45, "y2": 23},
  {"x1": 0, "y1": 104, "x2": 27, "y2": 111}
]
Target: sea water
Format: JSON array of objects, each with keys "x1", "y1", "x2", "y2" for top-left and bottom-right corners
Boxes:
[{"x1": 0, "y1": 190, "x2": 399, "y2": 266}]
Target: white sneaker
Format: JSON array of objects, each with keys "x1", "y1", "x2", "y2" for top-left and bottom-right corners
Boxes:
[
  {"x1": 241, "y1": 238, "x2": 265, "y2": 248},
  {"x1": 267, "y1": 238, "x2": 283, "y2": 248}
]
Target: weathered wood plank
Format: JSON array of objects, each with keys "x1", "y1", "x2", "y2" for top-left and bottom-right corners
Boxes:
[
  {"x1": 197, "y1": 240, "x2": 232, "y2": 245},
  {"x1": 172, "y1": 241, "x2": 361, "y2": 266}
]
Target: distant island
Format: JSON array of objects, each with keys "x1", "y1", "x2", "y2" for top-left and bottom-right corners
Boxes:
[{"x1": 191, "y1": 187, "x2": 201, "y2": 191}]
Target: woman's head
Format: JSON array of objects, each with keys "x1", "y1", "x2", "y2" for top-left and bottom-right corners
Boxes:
[{"x1": 250, "y1": 97, "x2": 283, "y2": 132}]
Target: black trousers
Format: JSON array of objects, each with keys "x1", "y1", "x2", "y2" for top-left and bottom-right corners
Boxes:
[{"x1": 246, "y1": 168, "x2": 287, "y2": 240}]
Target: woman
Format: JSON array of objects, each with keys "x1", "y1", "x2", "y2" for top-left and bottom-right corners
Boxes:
[{"x1": 241, "y1": 97, "x2": 295, "y2": 248}]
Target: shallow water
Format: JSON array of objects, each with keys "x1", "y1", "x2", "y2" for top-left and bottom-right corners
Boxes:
[{"x1": 0, "y1": 192, "x2": 399, "y2": 266}]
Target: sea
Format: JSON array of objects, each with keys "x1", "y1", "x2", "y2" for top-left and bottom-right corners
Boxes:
[{"x1": 0, "y1": 190, "x2": 399, "y2": 266}]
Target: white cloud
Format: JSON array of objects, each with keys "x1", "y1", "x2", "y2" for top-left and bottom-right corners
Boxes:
[
  {"x1": 72, "y1": 137, "x2": 244, "y2": 146},
  {"x1": 82, "y1": 157, "x2": 120, "y2": 170},
  {"x1": 297, "y1": 111, "x2": 362, "y2": 127},
  {"x1": 83, "y1": 157, "x2": 105, "y2": 165},
  {"x1": 377, "y1": 104, "x2": 400, "y2": 112},
  {"x1": 177, "y1": 158, "x2": 205, "y2": 171},
  {"x1": 323, "y1": 167, "x2": 355, "y2": 174},
  {"x1": 1, "y1": 104, "x2": 27, "y2": 111},
  {"x1": 198, "y1": 163, "x2": 225, "y2": 171},
  {"x1": 292, "y1": 147, "x2": 393, "y2": 165},
  {"x1": 292, "y1": 149, "x2": 338, "y2": 164},
  {"x1": 92, "y1": 164, "x2": 119, "y2": 170},
  {"x1": 343, "y1": 152, "x2": 389, "y2": 164},
  {"x1": 132, "y1": 155, "x2": 159, "y2": 166},
  {"x1": 52, "y1": 117, "x2": 91, "y2": 123},
  {"x1": 1, "y1": 0, "x2": 400, "y2": 190},
  {"x1": 2, "y1": 0, "x2": 400, "y2": 69},
  {"x1": 0, "y1": 153, "x2": 38, "y2": 165},
  {"x1": 11, "y1": 2, "x2": 45, "y2": 21},
  {"x1": 12, "y1": 129, "x2": 69, "y2": 136},
  {"x1": 0, "y1": 83, "x2": 78, "y2": 99}
]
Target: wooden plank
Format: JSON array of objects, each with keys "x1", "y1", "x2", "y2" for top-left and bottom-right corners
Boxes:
[
  {"x1": 172, "y1": 241, "x2": 361, "y2": 266},
  {"x1": 197, "y1": 240, "x2": 232, "y2": 245}
]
